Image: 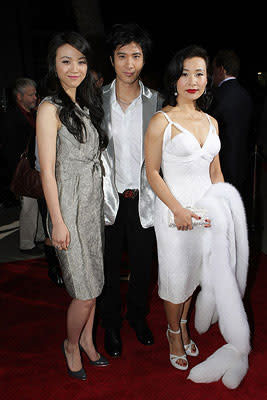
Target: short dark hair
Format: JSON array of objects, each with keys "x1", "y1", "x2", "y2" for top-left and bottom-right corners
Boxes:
[
  {"x1": 163, "y1": 45, "x2": 212, "y2": 111},
  {"x1": 213, "y1": 49, "x2": 240, "y2": 77},
  {"x1": 13, "y1": 77, "x2": 36, "y2": 99},
  {"x1": 106, "y1": 23, "x2": 152, "y2": 61}
]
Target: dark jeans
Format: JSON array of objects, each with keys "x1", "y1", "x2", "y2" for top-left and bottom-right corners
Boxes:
[{"x1": 100, "y1": 194, "x2": 155, "y2": 329}]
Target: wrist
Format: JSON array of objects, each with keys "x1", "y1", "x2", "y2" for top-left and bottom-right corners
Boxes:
[
  {"x1": 52, "y1": 218, "x2": 64, "y2": 226},
  {"x1": 172, "y1": 204, "x2": 184, "y2": 216}
]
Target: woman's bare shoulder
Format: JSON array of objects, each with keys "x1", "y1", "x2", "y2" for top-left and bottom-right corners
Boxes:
[
  {"x1": 145, "y1": 111, "x2": 169, "y2": 140},
  {"x1": 37, "y1": 100, "x2": 57, "y2": 115},
  {"x1": 37, "y1": 100, "x2": 60, "y2": 129},
  {"x1": 207, "y1": 113, "x2": 219, "y2": 134},
  {"x1": 150, "y1": 110, "x2": 168, "y2": 125}
]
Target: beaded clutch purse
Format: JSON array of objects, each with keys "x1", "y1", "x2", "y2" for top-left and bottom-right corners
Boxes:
[{"x1": 168, "y1": 207, "x2": 208, "y2": 228}]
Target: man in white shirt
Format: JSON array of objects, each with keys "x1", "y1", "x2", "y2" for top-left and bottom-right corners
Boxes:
[{"x1": 100, "y1": 24, "x2": 163, "y2": 357}]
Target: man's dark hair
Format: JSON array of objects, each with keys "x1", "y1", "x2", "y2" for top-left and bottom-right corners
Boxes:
[
  {"x1": 214, "y1": 49, "x2": 240, "y2": 77},
  {"x1": 106, "y1": 23, "x2": 152, "y2": 61}
]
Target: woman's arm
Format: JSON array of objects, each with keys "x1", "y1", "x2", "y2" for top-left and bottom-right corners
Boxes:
[
  {"x1": 36, "y1": 101, "x2": 70, "y2": 250},
  {"x1": 144, "y1": 113, "x2": 200, "y2": 230},
  {"x1": 210, "y1": 154, "x2": 224, "y2": 183},
  {"x1": 209, "y1": 117, "x2": 224, "y2": 184}
]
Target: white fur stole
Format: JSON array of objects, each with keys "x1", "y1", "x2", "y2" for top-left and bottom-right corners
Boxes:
[{"x1": 187, "y1": 183, "x2": 250, "y2": 389}]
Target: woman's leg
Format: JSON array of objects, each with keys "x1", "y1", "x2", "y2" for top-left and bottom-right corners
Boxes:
[
  {"x1": 180, "y1": 296, "x2": 197, "y2": 352},
  {"x1": 164, "y1": 300, "x2": 187, "y2": 367},
  {"x1": 79, "y1": 299, "x2": 100, "y2": 361},
  {"x1": 64, "y1": 298, "x2": 96, "y2": 371}
]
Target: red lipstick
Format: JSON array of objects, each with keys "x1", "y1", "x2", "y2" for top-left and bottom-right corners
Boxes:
[{"x1": 186, "y1": 89, "x2": 198, "y2": 93}]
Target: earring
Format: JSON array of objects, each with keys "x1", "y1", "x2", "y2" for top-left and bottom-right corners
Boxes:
[
  {"x1": 204, "y1": 87, "x2": 207, "y2": 95},
  {"x1": 174, "y1": 91, "x2": 178, "y2": 96}
]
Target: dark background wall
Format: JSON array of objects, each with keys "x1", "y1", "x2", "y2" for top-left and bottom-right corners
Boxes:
[{"x1": 1, "y1": 1, "x2": 267, "y2": 110}]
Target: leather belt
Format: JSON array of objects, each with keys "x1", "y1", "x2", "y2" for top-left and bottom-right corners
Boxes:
[{"x1": 120, "y1": 189, "x2": 139, "y2": 199}]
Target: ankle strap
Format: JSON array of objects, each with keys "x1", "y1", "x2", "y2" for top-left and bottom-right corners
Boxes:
[
  {"x1": 167, "y1": 325, "x2": 181, "y2": 335},
  {"x1": 180, "y1": 319, "x2": 187, "y2": 324}
]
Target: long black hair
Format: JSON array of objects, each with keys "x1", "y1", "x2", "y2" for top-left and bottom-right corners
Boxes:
[
  {"x1": 45, "y1": 31, "x2": 108, "y2": 149},
  {"x1": 163, "y1": 45, "x2": 213, "y2": 111}
]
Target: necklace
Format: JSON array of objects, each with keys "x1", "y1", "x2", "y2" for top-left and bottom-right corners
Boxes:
[{"x1": 116, "y1": 96, "x2": 134, "y2": 106}]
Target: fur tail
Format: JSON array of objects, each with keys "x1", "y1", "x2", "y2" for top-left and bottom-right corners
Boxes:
[{"x1": 187, "y1": 344, "x2": 249, "y2": 389}]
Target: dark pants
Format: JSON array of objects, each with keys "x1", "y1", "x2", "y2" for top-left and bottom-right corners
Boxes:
[
  {"x1": 100, "y1": 194, "x2": 155, "y2": 329},
  {"x1": 37, "y1": 197, "x2": 49, "y2": 238}
]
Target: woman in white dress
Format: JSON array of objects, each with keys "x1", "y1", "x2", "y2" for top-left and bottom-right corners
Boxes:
[{"x1": 145, "y1": 46, "x2": 224, "y2": 370}]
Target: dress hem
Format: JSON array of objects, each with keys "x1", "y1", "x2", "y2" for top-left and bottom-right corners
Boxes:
[
  {"x1": 158, "y1": 283, "x2": 200, "y2": 304},
  {"x1": 67, "y1": 282, "x2": 104, "y2": 301}
]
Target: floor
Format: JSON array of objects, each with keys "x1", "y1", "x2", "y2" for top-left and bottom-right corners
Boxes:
[{"x1": 0, "y1": 202, "x2": 45, "y2": 263}]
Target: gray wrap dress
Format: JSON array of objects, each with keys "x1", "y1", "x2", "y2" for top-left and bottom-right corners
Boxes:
[{"x1": 44, "y1": 96, "x2": 104, "y2": 300}]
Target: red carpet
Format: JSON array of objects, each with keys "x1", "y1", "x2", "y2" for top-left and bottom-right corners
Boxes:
[{"x1": 1, "y1": 252, "x2": 266, "y2": 400}]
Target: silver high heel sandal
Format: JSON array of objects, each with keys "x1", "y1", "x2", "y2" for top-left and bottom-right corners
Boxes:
[
  {"x1": 166, "y1": 326, "x2": 188, "y2": 370},
  {"x1": 180, "y1": 319, "x2": 199, "y2": 357}
]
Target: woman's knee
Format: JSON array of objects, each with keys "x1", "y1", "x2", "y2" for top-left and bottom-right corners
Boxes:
[
  {"x1": 72, "y1": 297, "x2": 96, "y2": 311},
  {"x1": 81, "y1": 298, "x2": 96, "y2": 310}
]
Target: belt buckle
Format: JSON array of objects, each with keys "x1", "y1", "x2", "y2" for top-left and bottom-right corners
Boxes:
[{"x1": 123, "y1": 189, "x2": 138, "y2": 199}]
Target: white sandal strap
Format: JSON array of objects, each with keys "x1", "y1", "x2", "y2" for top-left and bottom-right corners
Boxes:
[
  {"x1": 184, "y1": 339, "x2": 194, "y2": 349},
  {"x1": 170, "y1": 353, "x2": 187, "y2": 361},
  {"x1": 184, "y1": 339, "x2": 199, "y2": 356},
  {"x1": 170, "y1": 353, "x2": 188, "y2": 370},
  {"x1": 167, "y1": 325, "x2": 181, "y2": 335},
  {"x1": 180, "y1": 319, "x2": 187, "y2": 324}
]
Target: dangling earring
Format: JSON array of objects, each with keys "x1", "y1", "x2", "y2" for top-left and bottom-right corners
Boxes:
[{"x1": 204, "y1": 87, "x2": 207, "y2": 95}]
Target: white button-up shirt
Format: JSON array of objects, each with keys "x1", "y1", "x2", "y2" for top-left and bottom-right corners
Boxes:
[{"x1": 110, "y1": 80, "x2": 143, "y2": 193}]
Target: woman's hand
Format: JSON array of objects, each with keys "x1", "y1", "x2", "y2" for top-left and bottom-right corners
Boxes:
[
  {"x1": 174, "y1": 208, "x2": 211, "y2": 230},
  {"x1": 173, "y1": 208, "x2": 199, "y2": 230},
  {"x1": 204, "y1": 219, "x2": 211, "y2": 228},
  {"x1": 52, "y1": 221, "x2": 70, "y2": 250}
]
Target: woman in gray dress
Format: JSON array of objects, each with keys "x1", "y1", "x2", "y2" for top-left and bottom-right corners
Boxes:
[{"x1": 36, "y1": 32, "x2": 109, "y2": 380}]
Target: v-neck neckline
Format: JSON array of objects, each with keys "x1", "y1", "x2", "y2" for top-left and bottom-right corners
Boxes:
[{"x1": 171, "y1": 114, "x2": 212, "y2": 149}]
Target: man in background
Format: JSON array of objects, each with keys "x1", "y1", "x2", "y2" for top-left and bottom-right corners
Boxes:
[
  {"x1": 210, "y1": 49, "x2": 254, "y2": 212},
  {"x1": 1, "y1": 78, "x2": 44, "y2": 255}
]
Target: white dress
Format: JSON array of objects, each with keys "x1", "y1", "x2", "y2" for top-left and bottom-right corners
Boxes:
[{"x1": 154, "y1": 111, "x2": 221, "y2": 304}]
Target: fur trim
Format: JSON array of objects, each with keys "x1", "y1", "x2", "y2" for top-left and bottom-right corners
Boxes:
[
  {"x1": 188, "y1": 183, "x2": 250, "y2": 388},
  {"x1": 187, "y1": 344, "x2": 249, "y2": 389}
]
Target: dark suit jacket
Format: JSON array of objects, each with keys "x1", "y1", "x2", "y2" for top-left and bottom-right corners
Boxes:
[
  {"x1": 258, "y1": 95, "x2": 267, "y2": 159},
  {"x1": 0, "y1": 104, "x2": 36, "y2": 185},
  {"x1": 209, "y1": 79, "x2": 253, "y2": 192}
]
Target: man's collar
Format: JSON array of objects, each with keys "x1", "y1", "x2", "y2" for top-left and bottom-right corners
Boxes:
[
  {"x1": 17, "y1": 102, "x2": 32, "y2": 114},
  {"x1": 218, "y1": 77, "x2": 236, "y2": 87},
  {"x1": 105, "y1": 79, "x2": 152, "y2": 102}
]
